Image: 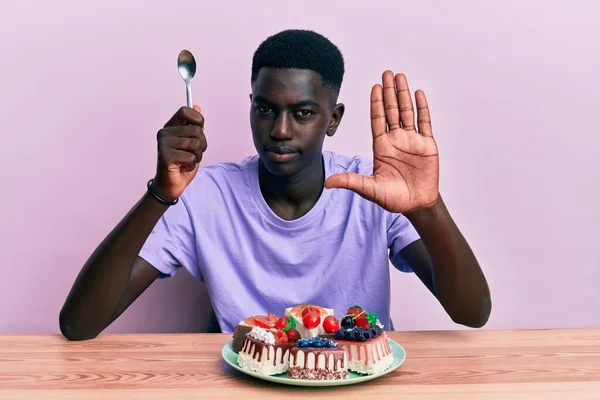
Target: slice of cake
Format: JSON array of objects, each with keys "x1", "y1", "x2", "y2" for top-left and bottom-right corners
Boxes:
[
  {"x1": 232, "y1": 312, "x2": 279, "y2": 353},
  {"x1": 237, "y1": 327, "x2": 295, "y2": 375},
  {"x1": 285, "y1": 304, "x2": 335, "y2": 338},
  {"x1": 333, "y1": 305, "x2": 394, "y2": 375},
  {"x1": 288, "y1": 337, "x2": 348, "y2": 380}
]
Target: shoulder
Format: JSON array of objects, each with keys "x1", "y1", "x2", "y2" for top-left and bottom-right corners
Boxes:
[{"x1": 180, "y1": 155, "x2": 258, "y2": 202}]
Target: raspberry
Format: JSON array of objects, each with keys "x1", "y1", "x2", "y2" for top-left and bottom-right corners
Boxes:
[
  {"x1": 286, "y1": 329, "x2": 300, "y2": 342},
  {"x1": 355, "y1": 314, "x2": 369, "y2": 329}
]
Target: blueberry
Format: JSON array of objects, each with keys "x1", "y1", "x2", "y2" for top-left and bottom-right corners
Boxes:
[
  {"x1": 349, "y1": 328, "x2": 361, "y2": 341},
  {"x1": 361, "y1": 331, "x2": 371, "y2": 341},
  {"x1": 341, "y1": 316, "x2": 355, "y2": 329},
  {"x1": 368, "y1": 327, "x2": 377, "y2": 337},
  {"x1": 313, "y1": 340, "x2": 324, "y2": 348},
  {"x1": 326, "y1": 341, "x2": 337, "y2": 348}
]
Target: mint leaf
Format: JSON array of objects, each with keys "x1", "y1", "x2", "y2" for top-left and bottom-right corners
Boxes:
[
  {"x1": 366, "y1": 312, "x2": 377, "y2": 326},
  {"x1": 283, "y1": 316, "x2": 297, "y2": 332}
]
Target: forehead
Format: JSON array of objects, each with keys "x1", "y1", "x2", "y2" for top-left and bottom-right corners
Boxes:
[{"x1": 251, "y1": 67, "x2": 327, "y2": 104}]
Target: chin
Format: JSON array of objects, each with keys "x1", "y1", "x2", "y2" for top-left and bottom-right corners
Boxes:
[{"x1": 259, "y1": 157, "x2": 300, "y2": 177}]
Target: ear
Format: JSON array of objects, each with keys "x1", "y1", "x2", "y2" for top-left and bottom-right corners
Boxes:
[{"x1": 327, "y1": 103, "x2": 345, "y2": 137}]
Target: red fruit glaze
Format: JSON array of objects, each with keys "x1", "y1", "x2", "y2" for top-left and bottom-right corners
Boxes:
[{"x1": 274, "y1": 317, "x2": 288, "y2": 330}]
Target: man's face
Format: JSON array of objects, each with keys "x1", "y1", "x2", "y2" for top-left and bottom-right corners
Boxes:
[{"x1": 250, "y1": 67, "x2": 344, "y2": 177}]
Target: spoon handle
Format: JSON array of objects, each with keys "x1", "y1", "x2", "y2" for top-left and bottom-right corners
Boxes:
[{"x1": 185, "y1": 81, "x2": 193, "y2": 108}]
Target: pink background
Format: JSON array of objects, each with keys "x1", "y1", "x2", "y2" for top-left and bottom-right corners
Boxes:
[{"x1": 1, "y1": 1, "x2": 598, "y2": 334}]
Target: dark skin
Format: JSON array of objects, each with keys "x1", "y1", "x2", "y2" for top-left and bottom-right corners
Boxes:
[{"x1": 59, "y1": 68, "x2": 490, "y2": 341}]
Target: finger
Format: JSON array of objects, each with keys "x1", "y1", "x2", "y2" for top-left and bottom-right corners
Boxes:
[
  {"x1": 163, "y1": 136, "x2": 203, "y2": 151},
  {"x1": 324, "y1": 172, "x2": 376, "y2": 198},
  {"x1": 157, "y1": 125, "x2": 203, "y2": 140},
  {"x1": 163, "y1": 106, "x2": 204, "y2": 128},
  {"x1": 370, "y1": 84, "x2": 386, "y2": 139},
  {"x1": 163, "y1": 149, "x2": 200, "y2": 171},
  {"x1": 161, "y1": 135, "x2": 204, "y2": 161},
  {"x1": 395, "y1": 73, "x2": 415, "y2": 131},
  {"x1": 382, "y1": 70, "x2": 400, "y2": 131},
  {"x1": 415, "y1": 90, "x2": 432, "y2": 137}
]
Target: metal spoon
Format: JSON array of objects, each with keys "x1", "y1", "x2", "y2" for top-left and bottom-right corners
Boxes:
[{"x1": 177, "y1": 50, "x2": 196, "y2": 108}]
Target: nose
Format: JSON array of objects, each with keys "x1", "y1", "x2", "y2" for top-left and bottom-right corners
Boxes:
[{"x1": 270, "y1": 112, "x2": 293, "y2": 141}]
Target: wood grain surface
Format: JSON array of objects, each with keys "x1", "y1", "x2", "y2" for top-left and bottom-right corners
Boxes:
[{"x1": 0, "y1": 328, "x2": 598, "y2": 399}]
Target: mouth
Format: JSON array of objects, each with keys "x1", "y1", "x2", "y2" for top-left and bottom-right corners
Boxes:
[{"x1": 264, "y1": 145, "x2": 299, "y2": 163}]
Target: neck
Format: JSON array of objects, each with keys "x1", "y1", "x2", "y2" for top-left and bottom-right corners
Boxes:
[{"x1": 258, "y1": 156, "x2": 325, "y2": 220}]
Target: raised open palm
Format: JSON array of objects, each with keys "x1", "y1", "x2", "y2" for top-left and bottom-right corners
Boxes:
[{"x1": 324, "y1": 71, "x2": 439, "y2": 214}]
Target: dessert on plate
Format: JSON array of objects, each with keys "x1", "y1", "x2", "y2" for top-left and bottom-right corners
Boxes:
[
  {"x1": 285, "y1": 304, "x2": 336, "y2": 338},
  {"x1": 232, "y1": 312, "x2": 279, "y2": 353},
  {"x1": 333, "y1": 305, "x2": 394, "y2": 375},
  {"x1": 237, "y1": 326, "x2": 299, "y2": 375},
  {"x1": 288, "y1": 337, "x2": 348, "y2": 380}
]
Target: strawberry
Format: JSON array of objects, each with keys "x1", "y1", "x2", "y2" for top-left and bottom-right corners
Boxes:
[
  {"x1": 275, "y1": 317, "x2": 288, "y2": 330},
  {"x1": 346, "y1": 305, "x2": 363, "y2": 316},
  {"x1": 254, "y1": 318, "x2": 272, "y2": 329},
  {"x1": 303, "y1": 311, "x2": 321, "y2": 329},
  {"x1": 267, "y1": 312, "x2": 279, "y2": 325},
  {"x1": 323, "y1": 315, "x2": 340, "y2": 333},
  {"x1": 274, "y1": 330, "x2": 289, "y2": 344},
  {"x1": 286, "y1": 329, "x2": 300, "y2": 342}
]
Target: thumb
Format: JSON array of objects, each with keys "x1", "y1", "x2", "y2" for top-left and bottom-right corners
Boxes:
[
  {"x1": 324, "y1": 172, "x2": 374, "y2": 197},
  {"x1": 193, "y1": 105, "x2": 201, "y2": 112}
]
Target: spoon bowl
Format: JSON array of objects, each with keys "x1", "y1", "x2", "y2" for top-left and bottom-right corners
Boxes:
[{"x1": 177, "y1": 50, "x2": 196, "y2": 107}]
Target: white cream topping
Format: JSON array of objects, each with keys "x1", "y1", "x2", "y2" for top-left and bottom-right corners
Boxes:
[
  {"x1": 248, "y1": 326, "x2": 275, "y2": 344},
  {"x1": 376, "y1": 319, "x2": 384, "y2": 329}
]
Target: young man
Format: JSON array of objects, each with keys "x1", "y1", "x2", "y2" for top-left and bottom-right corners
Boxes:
[{"x1": 59, "y1": 29, "x2": 491, "y2": 340}]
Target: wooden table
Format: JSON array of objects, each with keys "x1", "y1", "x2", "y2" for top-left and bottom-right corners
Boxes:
[{"x1": 0, "y1": 329, "x2": 598, "y2": 399}]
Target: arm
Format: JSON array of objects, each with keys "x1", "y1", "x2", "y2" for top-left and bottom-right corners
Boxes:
[
  {"x1": 399, "y1": 196, "x2": 491, "y2": 328},
  {"x1": 59, "y1": 194, "x2": 166, "y2": 341},
  {"x1": 324, "y1": 71, "x2": 492, "y2": 328},
  {"x1": 59, "y1": 106, "x2": 207, "y2": 340}
]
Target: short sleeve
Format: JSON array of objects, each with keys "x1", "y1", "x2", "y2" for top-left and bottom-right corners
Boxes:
[
  {"x1": 138, "y1": 197, "x2": 202, "y2": 280},
  {"x1": 386, "y1": 212, "x2": 421, "y2": 273}
]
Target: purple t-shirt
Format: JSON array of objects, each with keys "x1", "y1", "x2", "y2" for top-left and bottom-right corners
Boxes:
[{"x1": 139, "y1": 151, "x2": 420, "y2": 333}]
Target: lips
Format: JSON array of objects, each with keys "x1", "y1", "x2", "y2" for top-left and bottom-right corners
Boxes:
[
  {"x1": 264, "y1": 145, "x2": 298, "y2": 163},
  {"x1": 265, "y1": 145, "x2": 297, "y2": 155}
]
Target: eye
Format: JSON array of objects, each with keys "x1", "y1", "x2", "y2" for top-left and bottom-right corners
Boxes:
[
  {"x1": 295, "y1": 110, "x2": 314, "y2": 118},
  {"x1": 255, "y1": 106, "x2": 274, "y2": 114}
]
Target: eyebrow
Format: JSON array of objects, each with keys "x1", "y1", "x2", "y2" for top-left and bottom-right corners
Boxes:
[{"x1": 253, "y1": 95, "x2": 320, "y2": 108}]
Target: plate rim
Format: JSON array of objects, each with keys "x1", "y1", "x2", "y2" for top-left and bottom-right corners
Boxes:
[{"x1": 221, "y1": 336, "x2": 406, "y2": 387}]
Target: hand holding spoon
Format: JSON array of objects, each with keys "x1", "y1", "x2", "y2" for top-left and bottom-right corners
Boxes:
[{"x1": 177, "y1": 50, "x2": 196, "y2": 108}]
